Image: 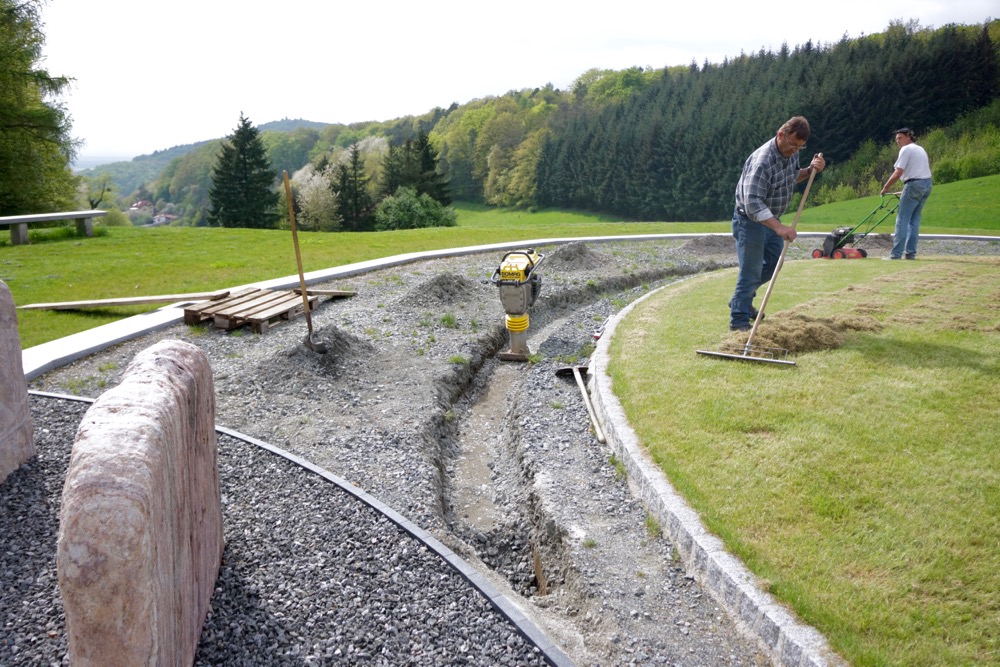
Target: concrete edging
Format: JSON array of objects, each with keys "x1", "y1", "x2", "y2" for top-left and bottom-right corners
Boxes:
[{"x1": 589, "y1": 285, "x2": 848, "y2": 667}]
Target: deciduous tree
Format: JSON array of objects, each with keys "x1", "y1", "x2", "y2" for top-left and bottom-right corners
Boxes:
[{"x1": 0, "y1": 0, "x2": 78, "y2": 214}]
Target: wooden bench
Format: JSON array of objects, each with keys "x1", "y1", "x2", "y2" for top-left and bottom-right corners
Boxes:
[{"x1": 0, "y1": 210, "x2": 108, "y2": 245}]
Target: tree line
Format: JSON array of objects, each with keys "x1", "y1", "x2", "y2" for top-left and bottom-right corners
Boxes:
[
  {"x1": 532, "y1": 20, "x2": 999, "y2": 220},
  {"x1": 5, "y1": 7, "x2": 999, "y2": 226},
  {"x1": 131, "y1": 19, "x2": 1000, "y2": 226}
]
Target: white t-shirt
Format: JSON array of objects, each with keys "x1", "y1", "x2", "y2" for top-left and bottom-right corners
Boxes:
[{"x1": 895, "y1": 143, "x2": 932, "y2": 181}]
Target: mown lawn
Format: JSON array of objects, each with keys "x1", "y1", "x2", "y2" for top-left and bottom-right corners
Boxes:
[{"x1": 608, "y1": 256, "x2": 1000, "y2": 666}]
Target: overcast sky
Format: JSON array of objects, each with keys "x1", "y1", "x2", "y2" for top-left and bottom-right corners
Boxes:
[{"x1": 41, "y1": 0, "x2": 996, "y2": 160}]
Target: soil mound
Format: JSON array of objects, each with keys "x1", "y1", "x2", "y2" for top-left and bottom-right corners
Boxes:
[
  {"x1": 401, "y1": 273, "x2": 477, "y2": 306},
  {"x1": 545, "y1": 242, "x2": 606, "y2": 270},
  {"x1": 678, "y1": 235, "x2": 735, "y2": 256},
  {"x1": 271, "y1": 326, "x2": 375, "y2": 364}
]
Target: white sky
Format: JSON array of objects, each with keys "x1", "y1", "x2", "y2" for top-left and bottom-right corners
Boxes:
[{"x1": 40, "y1": 0, "x2": 996, "y2": 159}]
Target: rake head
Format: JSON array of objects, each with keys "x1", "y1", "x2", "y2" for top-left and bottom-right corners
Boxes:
[{"x1": 696, "y1": 341, "x2": 796, "y2": 366}]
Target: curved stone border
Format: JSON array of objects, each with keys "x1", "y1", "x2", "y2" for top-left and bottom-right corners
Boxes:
[
  {"x1": 588, "y1": 285, "x2": 847, "y2": 667},
  {"x1": 28, "y1": 390, "x2": 576, "y2": 667}
]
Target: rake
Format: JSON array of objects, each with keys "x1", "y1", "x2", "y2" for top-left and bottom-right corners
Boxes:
[{"x1": 697, "y1": 166, "x2": 818, "y2": 366}]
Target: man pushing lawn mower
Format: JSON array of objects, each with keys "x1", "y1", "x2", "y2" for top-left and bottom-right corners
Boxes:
[
  {"x1": 729, "y1": 116, "x2": 825, "y2": 332},
  {"x1": 880, "y1": 127, "x2": 932, "y2": 260}
]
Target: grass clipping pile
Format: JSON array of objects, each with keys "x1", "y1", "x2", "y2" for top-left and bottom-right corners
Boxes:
[{"x1": 727, "y1": 310, "x2": 883, "y2": 356}]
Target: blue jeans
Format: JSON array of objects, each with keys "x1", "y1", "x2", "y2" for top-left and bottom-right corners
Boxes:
[
  {"x1": 730, "y1": 207, "x2": 784, "y2": 328},
  {"x1": 891, "y1": 178, "x2": 932, "y2": 259}
]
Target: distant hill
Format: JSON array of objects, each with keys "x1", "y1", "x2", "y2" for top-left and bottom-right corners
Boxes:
[
  {"x1": 258, "y1": 118, "x2": 332, "y2": 133},
  {"x1": 75, "y1": 118, "x2": 332, "y2": 196},
  {"x1": 76, "y1": 140, "x2": 218, "y2": 197}
]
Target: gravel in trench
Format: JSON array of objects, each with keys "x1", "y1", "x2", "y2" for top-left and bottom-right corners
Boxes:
[{"x1": 7, "y1": 235, "x2": 998, "y2": 666}]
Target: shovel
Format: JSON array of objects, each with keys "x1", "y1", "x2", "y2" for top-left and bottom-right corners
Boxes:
[
  {"x1": 555, "y1": 365, "x2": 606, "y2": 443},
  {"x1": 282, "y1": 170, "x2": 327, "y2": 354}
]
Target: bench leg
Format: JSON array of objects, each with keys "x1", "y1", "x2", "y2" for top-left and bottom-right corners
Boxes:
[
  {"x1": 76, "y1": 217, "x2": 94, "y2": 237},
  {"x1": 10, "y1": 223, "x2": 28, "y2": 245}
]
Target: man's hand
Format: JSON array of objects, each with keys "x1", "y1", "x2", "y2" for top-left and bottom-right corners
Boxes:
[
  {"x1": 775, "y1": 222, "x2": 798, "y2": 242},
  {"x1": 810, "y1": 152, "x2": 826, "y2": 172},
  {"x1": 763, "y1": 217, "x2": 797, "y2": 242}
]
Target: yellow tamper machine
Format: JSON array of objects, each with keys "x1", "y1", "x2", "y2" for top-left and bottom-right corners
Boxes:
[{"x1": 490, "y1": 248, "x2": 545, "y2": 361}]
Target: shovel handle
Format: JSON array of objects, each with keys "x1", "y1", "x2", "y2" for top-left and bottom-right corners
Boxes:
[
  {"x1": 573, "y1": 366, "x2": 606, "y2": 444},
  {"x1": 282, "y1": 171, "x2": 314, "y2": 323}
]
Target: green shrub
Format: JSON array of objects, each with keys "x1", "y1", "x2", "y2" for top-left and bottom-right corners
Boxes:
[
  {"x1": 933, "y1": 158, "x2": 960, "y2": 184},
  {"x1": 102, "y1": 208, "x2": 133, "y2": 227},
  {"x1": 374, "y1": 187, "x2": 456, "y2": 231},
  {"x1": 958, "y1": 150, "x2": 1000, "y2": 180}
]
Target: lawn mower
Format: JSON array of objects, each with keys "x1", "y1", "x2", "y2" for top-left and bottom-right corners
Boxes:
[{"x1": 811, "y1": 193, "x2": 900, "y2": 259}]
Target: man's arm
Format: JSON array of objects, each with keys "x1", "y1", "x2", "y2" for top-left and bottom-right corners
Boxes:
[{"x1": 881, "y1": 167, "x2": 904, "y2": 195}]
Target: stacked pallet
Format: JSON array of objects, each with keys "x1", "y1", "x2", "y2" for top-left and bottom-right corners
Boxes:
[{"x1": 183, "y1": 288, "x2": 318, "y2": 334}]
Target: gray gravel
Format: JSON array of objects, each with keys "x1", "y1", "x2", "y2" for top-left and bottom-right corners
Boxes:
[
  {"x1": 7, "y1": 234, "x2": 998, "y2": 666},
  {"x1": 3, "y1": 396, "x2": 549, "y2": 666}
]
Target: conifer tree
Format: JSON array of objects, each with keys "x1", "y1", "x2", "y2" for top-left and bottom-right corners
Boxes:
[
  {"x1": 208, "y1": 113, "x2": 279, "y2": 228},
  {"x1": 378, "y1": 132, "x2": 451, "y2": 205},
  {"x1": 378, "y1": 143, "x2": 404, "y2": 200},
  {"x1": 414, "y1": 131, "x2": 451, "y2": 205},
  {"x1": 335, "y1": 144, "x2": 375, "y2": 231}
]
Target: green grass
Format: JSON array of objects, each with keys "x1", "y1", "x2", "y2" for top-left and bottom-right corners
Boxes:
[
  {"x1": 608, "y1": 256, "x2": 1000, "y2": 666},
  {"x1": 793, "y1": 174, "x2": 1000, "y2": 235},
  {"x1": 3, "y1": 175, "x2": 998, "y2": 348}
]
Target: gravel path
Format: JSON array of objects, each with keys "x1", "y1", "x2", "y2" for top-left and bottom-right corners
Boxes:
[
  {"x1": 4, "y1": 396, "x2": 552, "y2": 666},
  {"x1": 8, "y1": 234, "x2": 999, "y2": 666}
]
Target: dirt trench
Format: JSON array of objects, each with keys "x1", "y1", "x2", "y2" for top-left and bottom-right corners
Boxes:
[{"x1": 415, "y1": 250, "x2": 766, "y2": 666}]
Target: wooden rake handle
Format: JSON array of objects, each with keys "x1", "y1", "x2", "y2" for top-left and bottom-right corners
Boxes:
[{"x1": 745, "y1": 165, "x2": 818, "y2": 346}]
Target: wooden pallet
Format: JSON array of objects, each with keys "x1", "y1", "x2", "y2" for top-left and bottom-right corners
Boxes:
[{"x1": 183, "y1": 288, "x2": 319, "y2": 334}]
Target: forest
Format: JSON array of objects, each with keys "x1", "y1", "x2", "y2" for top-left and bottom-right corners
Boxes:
[{"x1": 7, "y1": 6, "x2": 999, "y2": 226}]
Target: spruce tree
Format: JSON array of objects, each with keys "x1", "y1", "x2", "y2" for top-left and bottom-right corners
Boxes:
[
  {"x1": 378, "y1": 143, "x2": 404, "y2": 200},
  {"x1": 208, "y1": 113, "x2": 279, "y2": 228},
  {"x1": 335, "y1": 144, "x2": 375, "y2": 231},
  {"x1": 414, "y1": 131, "x2": 451, "y2": 205}
]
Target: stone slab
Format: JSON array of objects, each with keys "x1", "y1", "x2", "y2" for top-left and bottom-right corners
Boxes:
[
  {"x1": 0, "y1": 280, "x2": 33, "y2": 485},
  {"x1": 57, "y1": 339, "x2": 222, "y2": 666}
]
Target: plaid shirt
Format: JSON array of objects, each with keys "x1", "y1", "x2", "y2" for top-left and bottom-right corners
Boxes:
[{"x1": 735, "y1": 137, "x2": 800, "y2": 223}]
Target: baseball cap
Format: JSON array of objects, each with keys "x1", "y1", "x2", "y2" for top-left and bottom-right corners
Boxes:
[{"x1": 893, "y1": 127, "x2": 915, "y2": 137}]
